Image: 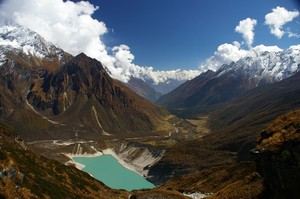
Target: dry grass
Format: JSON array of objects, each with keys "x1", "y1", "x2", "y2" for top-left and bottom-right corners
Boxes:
[
  {"x1": 160, "y1": 162, "x2": 263, "y2": 199},
  {"x1": 187, "y1": 116, "x2": 211, "y2": 138},
  {"x1": 257, "y1": 109, "x2": 300, "y2": 152},
  {"x1": 154, "y1": 114, "x2": 177, "y2": 133}
]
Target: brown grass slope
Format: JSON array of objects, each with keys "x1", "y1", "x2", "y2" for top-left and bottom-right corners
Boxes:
[{"x1": 160, "y1": 162, "x2": 264, "y2": 199}]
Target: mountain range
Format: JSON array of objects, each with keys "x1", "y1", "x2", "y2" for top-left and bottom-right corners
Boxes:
[
  {"x1": 157, "y1": 46, "x2": 300, "y2": 109},
  {"x1": 1, "y1": 19, "x2": 300, "y2": 198}
]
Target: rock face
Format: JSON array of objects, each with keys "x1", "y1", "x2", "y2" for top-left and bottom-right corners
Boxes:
[
  {"x1": 254, "y1": 110, "x2": 300, "y2": 198},
  {"x1": 113, "y1": 141, "x2": 165, "y2": 180}
]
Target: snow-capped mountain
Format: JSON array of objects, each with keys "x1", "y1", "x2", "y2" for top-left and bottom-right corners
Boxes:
[
  {"x1": 217, "y1": 45, "x2": 300, "y2": 84},
  {"x1": 0, "y1": 18, "x2": 71, "y2": 68},
  {"x1": 157, "y1": 46, "x2": 300, "y2": 108}
]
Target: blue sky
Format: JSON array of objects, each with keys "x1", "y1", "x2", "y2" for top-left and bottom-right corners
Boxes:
[{"x1": 88, "y1": 0, "x2": 300, "y2": 70}]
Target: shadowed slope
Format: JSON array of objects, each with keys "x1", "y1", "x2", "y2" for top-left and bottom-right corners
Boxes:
[{"x1": 0, "y1": 122, "x2": 127, "y2": 198}]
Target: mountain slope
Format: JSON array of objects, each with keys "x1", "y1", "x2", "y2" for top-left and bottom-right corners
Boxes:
[
  {"x1": 157, "y1": 46, "x2": 300, "y2": 109},
  {"x1": 0, "y1": 21, "x2": 171, "y2": 141},
  {"x1": 254, "y1": 109, "x2": 300, "y2": 198},
  {"x1": 208, "y1": 70, "x2": 300, "y2": 160},
  {"x1": 126, "y1": 77, "x2": 162, "y2": 102},
  {"x1": 3, "y1": 53, "x2": 169, "y2": 140},
  {"x1": 0, "y1": 22, "x2": 73, "y2": 141}
]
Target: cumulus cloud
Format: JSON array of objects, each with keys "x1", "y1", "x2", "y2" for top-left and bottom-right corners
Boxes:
[
  {"x1": 235, "y1": 18, "x2": 257, "y2": 49},
  {"x1": 265, "y1": 6, "x2": 299, "y2": 39},
  {"x1": 0, "y1": 0, "x2": 200, "y2": 84},
  {"x1": 109, "y1": 44, "x2": 136, "y2": 82},
  {"x1": 252, "y1": 44, "x2": 283, "y2": 54},
  {"x1": 200, "y1": 42, "x2": 248, "y2": 71},
  {"x1": 200, "y1": 43, "x2": 283, "y2": 71}
]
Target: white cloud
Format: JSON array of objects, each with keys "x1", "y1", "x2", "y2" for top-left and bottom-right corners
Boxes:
[
  {"x1": 110, "y1": 44, "x2": 135, "y2": 82},
  {"x1": 265, "y1": 6, "x2": 299, "y2": 39},
  {"x1": 0, "y1": 0, "x2": 201, "y2": 84},
  {"x1": 235, "y1": 18, "x2": 257, "y2": 49},
  {"x1": 252, "y1": 44, "x2": 283, "y2": 54},
  {"x1": 287, "y1": 28, "x2": 300, "y2": 38},
  {"x1": 200, "y1": 42, "x2": 248, "y2": 71}
]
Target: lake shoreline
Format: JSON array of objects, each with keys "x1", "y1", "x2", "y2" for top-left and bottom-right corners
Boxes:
[
  {"x1": 65, "y1": 148, "x2": 144, "y2": 177},
  {"x1": 71, "y1": 154, "x2": 155, "y2": 191}
]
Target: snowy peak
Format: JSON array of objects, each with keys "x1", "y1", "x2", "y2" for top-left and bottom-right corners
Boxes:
[
  {"x1": 0, "y1": 18, "x2": 69, "y2": 64},
  {"x1": 217, "y1": 46, "x2": 300, "y2": 84}
]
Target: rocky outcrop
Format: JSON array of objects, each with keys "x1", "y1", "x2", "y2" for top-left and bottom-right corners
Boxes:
[
  {"x1": 254, "y1": 110, "x2": 300, "y2": 199},
  {"x1": 114, "y1": 141, "x2": 165, "y2": 181}
]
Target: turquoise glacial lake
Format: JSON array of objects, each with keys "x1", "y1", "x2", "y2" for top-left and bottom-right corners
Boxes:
[{"x1": 73, "y1": 155, "x2": 155, "y2": 191}]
